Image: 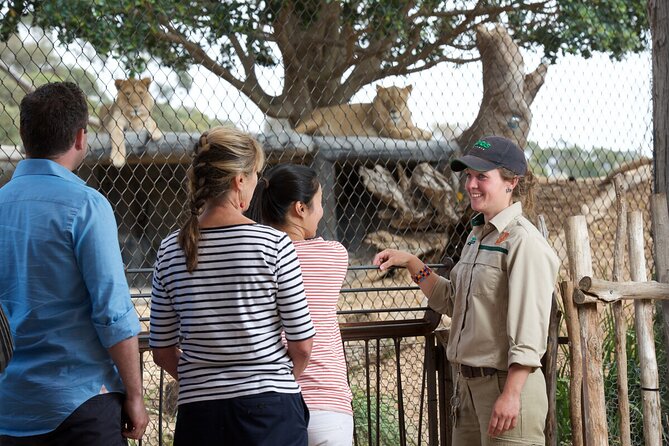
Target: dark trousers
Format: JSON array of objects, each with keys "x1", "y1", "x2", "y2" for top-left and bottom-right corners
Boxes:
[
  {"x1": 0, "y1": 393, "x2": 127, "y2": 446},
  {"x1": 174, "y1": 392, "x2": 309, "y2": 446}
]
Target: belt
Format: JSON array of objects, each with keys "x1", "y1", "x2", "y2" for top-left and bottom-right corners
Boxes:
[{"x1": 460, "y1": 365, "x2": 498, "y2": 378}]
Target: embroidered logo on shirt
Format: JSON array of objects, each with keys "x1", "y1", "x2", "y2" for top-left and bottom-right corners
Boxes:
[
  {"x1": 495, "y1": 231, "x2": 510, "y2": 245},
  {"x1": 466, "y1": 236, "x2": 477, "y2": 246}
]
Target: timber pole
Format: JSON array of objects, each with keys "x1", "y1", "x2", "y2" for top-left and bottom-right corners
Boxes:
[
  {"x1": 538, "y1": 216, "x2": 559, "y2": 446},
  {"x1": 565, "y1": 215, "x2": 608, "y2": 446},
  {"x1": 627, "y1": 211, "x2": 663, "y2": 445},
  {"x1": 649, "y1": 0, "x2": 669, "y2": 392},
  {"x1": 611, "y1": 175, "x2": 631, "y2": 446},
  {"x1": 558, "y1": 280, "x2": 583, "y2": 446},
  {"x1": 651, "y1": 193, "x2": 669, "y2": 388}
]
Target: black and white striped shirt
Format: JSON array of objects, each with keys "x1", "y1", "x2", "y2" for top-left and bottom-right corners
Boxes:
[{"x1": 149, "y1": 224, "x2": 315, "y2": 405}]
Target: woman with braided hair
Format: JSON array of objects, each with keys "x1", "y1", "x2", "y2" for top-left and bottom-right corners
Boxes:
[{"x1": 149, "y1": 127, "x2": 315, "y2": 446}]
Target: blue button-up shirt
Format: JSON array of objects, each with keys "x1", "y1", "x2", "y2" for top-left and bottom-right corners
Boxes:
[{"x1": 0, "y1": 159, "x2": 140, "y2": 436}]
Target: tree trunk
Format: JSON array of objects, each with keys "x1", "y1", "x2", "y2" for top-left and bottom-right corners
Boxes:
[
  {"x1": 358, "y1": 163, "x2": 460, "y2": 230},
  {"x1": 277, "y1": 2, "x2": 375, "y2": 123},
  {"x1": 457, "y1": 24, "x2": 547, "y2": 151}
]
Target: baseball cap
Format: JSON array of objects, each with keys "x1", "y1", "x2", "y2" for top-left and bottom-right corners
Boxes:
[{"x1": 450, "y1": 136, "x2": 527, "y2": 176}]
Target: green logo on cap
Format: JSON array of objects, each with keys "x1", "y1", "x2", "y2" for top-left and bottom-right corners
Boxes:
[{"x1": 473, "y1": 140, "x2": 491, "y2": 150}]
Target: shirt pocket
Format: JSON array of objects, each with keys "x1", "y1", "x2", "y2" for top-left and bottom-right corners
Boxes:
[{"x1": 470, "y1": 249, "x2": 508, "y2": 306}]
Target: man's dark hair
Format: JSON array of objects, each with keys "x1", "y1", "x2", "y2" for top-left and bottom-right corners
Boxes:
[{"x1": 20, "y1": 82, "x2": 89, "y2": 158}]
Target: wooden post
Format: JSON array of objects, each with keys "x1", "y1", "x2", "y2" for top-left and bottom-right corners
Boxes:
[
  {"x1": 565, "y1": 215, "x2": 608, "y2": 446},
  {"x1": 559, "y1": 280, "x2": 583, "y2": 446},
  {"x1": 628, "y1": 211, "x2": 664, "y2": 445},
  {"x1": 649, "y1": 0, "x2": 669, "y2": 402},
  {"x1": 537, "y1": 216, "x2": 559, "y2": 446},
  {"x1": 649, "y1": 0, "x2": 669, "y2": 194},
  {"x1": 651, "y1": 194, "x2": 669, "y2": 389},
  {"x1": 611, "y1": 175, "x2": 631, "y2": 446}
]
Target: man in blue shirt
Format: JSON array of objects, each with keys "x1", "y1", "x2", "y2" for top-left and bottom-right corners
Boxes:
[{"x1": 0, "y1": 82, "x2": 148, "y2": 444}]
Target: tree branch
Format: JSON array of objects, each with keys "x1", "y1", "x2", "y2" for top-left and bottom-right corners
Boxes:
[
  {"x1": 414, "y1": 0, "x2": 551, "y2": 19},
  {"x1": 228, "y1": 32, "x2": 255, "y2": 76},
  {"x1": 152, "y1": 22, "x2": 288, "y2": 116},
  {"x1": 274, "y1": 2, "x2": 298, "y2": 67},
  {"x1": 524, "y1": 62, "x2": 549, "y2": 105},
  {"x1": 0, "y1": 60, "x2": 33, "y2": 94}
]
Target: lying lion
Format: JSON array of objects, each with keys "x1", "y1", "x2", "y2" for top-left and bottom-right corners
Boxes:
[
  {"x1": 99, "y1": 77, "x2": 163, "y2": 167},
  {"x1": 294, "y1": 85, "x2": 432, "y2": 140}
]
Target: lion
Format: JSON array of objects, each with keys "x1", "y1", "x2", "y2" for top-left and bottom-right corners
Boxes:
[
  {"x1": 99, "y1": 77, "x2": 163, "y2": 167},
  {"x1": 293, "y1": 85, "x2": 432, "y2": 140}
]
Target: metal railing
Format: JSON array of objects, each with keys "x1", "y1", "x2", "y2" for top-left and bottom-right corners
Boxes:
[{"x1": 130, "y1": 264, "x2": 453, "y2": 446}]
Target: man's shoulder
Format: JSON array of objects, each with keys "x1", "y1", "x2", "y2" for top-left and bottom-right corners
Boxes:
[
  {"x1": 0, "y1": 173, "x2": 109, "y2": 209},
  {"x1": 57, "y1": 179, "x2": 112, "y2": 209}
]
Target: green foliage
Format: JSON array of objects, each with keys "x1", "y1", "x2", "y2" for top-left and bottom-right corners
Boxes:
[
  {"x1": 0, "y1": 102, "x2": 20, "y2": 145},
  {"x1": 351, "y1": 385, "x2": 406, "y2": 446},
  {"x1": 0, "y1": 29, "x2": 215, "y2": 144},
  {"x1": 0, "y1": 1, "x2": 650, "y2": 117},
  {"x1": 555, "y1": 375, "x2": 572, "y2": 446},
  {"x1": 654, "y1": 310, "x2": 669, "y2": 444},
  {"x1": 526, "y1": 140, "x2": 641, "y2": 178},
  {"x1": 556, "y1": 309, "x2": 669, "y2": 445},
  {"x1": 509, "y1": 1, "x2": 648, "y2": 62}
]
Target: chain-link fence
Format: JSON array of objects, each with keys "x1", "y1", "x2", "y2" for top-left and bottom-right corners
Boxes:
[{"x1": 0, "y1": 2, "x2": 666, "y2": 444}]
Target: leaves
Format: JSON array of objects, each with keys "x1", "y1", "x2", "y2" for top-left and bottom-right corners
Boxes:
[
  {"x1": 0, "y1": 0, "x2": 650, "y2": 117},
  {"x1": 509, "y1": 0, "x2": 648, "y2": 62}
]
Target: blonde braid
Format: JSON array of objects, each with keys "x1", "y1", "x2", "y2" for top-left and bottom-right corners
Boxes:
[
  {"x1": 178, "y1": 126, "x2": 265, "y2": 273},
  {"x1": 197, "y1": 132, "x2": 211, "y2": 154}
]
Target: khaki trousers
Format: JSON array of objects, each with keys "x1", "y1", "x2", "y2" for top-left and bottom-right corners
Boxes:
[{"x1": 452, "y1": 369, "x2": 547, "y2": 445}]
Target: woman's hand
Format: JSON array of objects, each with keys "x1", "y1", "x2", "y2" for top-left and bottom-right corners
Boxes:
[
  {"x1": 373, "y1": 249, "x2": 419, "y2": 271},
  {"x1": 487, "y1": 364, "x2": 531, "y2": 437},
  {"x1": 487, "y1": 391, "x2": 520, "y2": 437}
]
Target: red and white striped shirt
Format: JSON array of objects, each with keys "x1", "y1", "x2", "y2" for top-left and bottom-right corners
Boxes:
[{"x1": 293, "y1": 238, "x2": 353, "y2": 415}]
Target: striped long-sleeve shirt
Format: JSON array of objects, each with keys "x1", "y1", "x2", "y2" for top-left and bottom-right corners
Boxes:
[
  {"x1": 149, "y1": 224, "x2": 315, "y2": 406},
  {"x1": 293, "y1": 238, "x2": 353, "y2": 415}
]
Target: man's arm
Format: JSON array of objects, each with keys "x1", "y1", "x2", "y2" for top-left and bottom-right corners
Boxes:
[
  {"x1": 108, "y1": 336, "x2": 149, "y2": 440},
  {"x1": 71, "y1": 195, "x2": 148, "y2": 438}
]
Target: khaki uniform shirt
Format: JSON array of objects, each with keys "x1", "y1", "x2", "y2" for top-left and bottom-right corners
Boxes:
[{"x1": 428, "y1": 202, "x2": 559, "y2": 370}]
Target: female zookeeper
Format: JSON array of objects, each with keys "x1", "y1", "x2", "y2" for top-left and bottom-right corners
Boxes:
[{"x1": 374, "y1": 135, "x2": 559, "y2": 445}]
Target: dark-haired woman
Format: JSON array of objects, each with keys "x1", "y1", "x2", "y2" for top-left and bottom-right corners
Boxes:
[
  {"x1": 247, "y1": 164, "x2": 353, "y2": 446},
  {"x1": 149, "y1": 127, "x2": 315, "y2": 446}
]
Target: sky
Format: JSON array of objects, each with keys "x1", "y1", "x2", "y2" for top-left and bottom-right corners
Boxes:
[{"x1": 178, "y1": 48, "x2": 653, "y2": 156}]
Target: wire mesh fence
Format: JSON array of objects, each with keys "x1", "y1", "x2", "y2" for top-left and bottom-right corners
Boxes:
[{"x1": 0, "y1": 2, "x2": 666, "y2": 445}]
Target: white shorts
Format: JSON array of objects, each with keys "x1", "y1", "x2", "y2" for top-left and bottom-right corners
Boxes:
[{"x1": 307, "y1": 410, "x2": 354, "y2": 446}]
